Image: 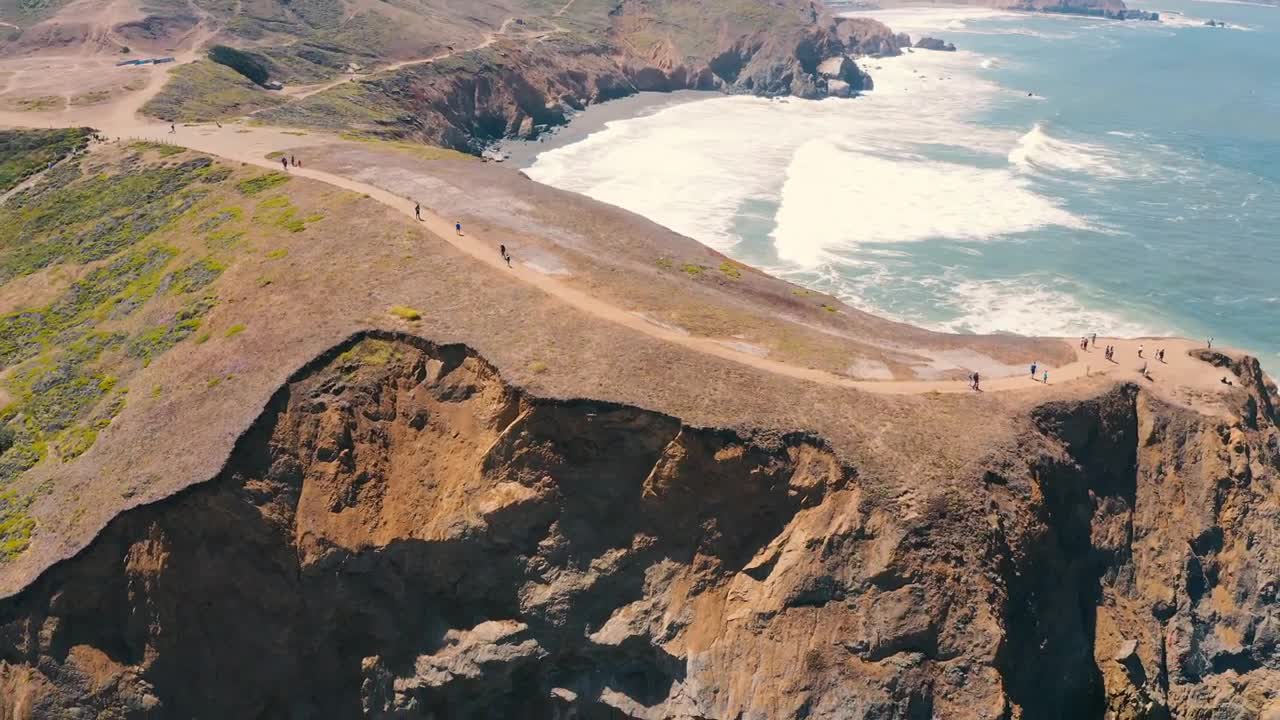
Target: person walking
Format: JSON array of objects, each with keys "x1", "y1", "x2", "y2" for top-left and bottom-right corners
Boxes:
[
  {"x1": 281, "y1": 156, "x2": 288, "y2": 172},
  {"x1": 415, "y1": 202, "x2": 422, "y2": 221},
  {"x1": 973, "y1": 371, "x2": 981, "y2": 392},
  {"x1": 1138, "y1": 343, "x2": 1144, "y2": 358},
  {"x1": 455, "y1": 222, "x2": 463, "y2": 236},
  {"x1": 1091, "y1": 333, "x2": 1097, "y2": 347},
  {"x1": 1030, "y1": 361, "x2": 1038, "y2": 378},
  {"x1": 290, "y1": 155, "x2": 297, "y2": 167},
  {"x1": 1043, "y1": 369, "x2": 1049, "y2": 384},
  {"x1": 1208, "y1": 337, "x2": 1214, "y2": 350},
  {"x1": 169, "y1": 123, "x2": 175, "y2": 134}
]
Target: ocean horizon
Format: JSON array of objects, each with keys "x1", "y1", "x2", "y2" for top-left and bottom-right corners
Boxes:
[{"x1": 518, "y1": 0, "x2": 1280, "y2": 365}]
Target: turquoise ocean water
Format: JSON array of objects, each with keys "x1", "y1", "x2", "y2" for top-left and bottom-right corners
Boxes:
[{"x1": 525, "y1": 0, "x2": 1280, "y2": 361}]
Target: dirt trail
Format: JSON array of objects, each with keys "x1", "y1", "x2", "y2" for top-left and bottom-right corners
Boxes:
[
  {"x1": 0, "y1": 39, "x2": 1233, "y2": 398},
  {"x1": 282, "y1": 16, "x2": 550, "y2": 102}
]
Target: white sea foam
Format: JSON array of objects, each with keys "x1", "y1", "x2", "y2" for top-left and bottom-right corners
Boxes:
[
  {"x1": 528, "y1": 6, "x2": 1171, "y2": 342},
  {"x1": 771, "y1": 137, "x2": 1086, "y2": 265},
  {"x1": 1156, "y1": 9, "x2": 1254, "y2": 28},
  {"x1": 1009, "y1": 123, "x2": 1128, "y2": 177},
  {"x1": 1191, "y1": 0, "x2": 1276, "y2": 7},
  {"x1": 933, "y1": 279, "x2": 1162, "y2": 337}
]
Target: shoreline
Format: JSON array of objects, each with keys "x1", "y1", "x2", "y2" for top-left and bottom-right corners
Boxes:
[{"x1": 496, "y1": 90, "x2": 720, "y2": 169}]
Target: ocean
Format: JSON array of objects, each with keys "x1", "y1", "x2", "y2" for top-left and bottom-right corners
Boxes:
[{"x1": 520, "y1": 0, "x2": 1280, "y2": 361}]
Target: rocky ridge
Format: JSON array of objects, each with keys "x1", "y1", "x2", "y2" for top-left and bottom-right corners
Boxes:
[
  {"x1": 1, "y1": 334, "x2": 1277, "y2": 719},
  {"x1": 253, "y1": 2, "x2": 910, "y2": 151}
]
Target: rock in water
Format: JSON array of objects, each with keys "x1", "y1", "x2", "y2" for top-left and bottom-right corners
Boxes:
[{"x1": 915, "y1": 37, "x2": 958, "y2": 52}]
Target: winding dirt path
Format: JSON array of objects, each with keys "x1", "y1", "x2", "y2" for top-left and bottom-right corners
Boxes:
[
  {"x1": 0, "y1": 37, "x2": 1229, "y2": 398},
  {"x1": 282, "y1": 16, "x2": 552, "y2": 102}
]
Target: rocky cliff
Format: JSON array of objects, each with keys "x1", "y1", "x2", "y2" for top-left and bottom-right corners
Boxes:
[
  {"x1": 252, "y1": 0, "x2": 886, "y2": 150},
  {"x1": 2, "y1": 334, "x2": 1276, "y2": 719}
]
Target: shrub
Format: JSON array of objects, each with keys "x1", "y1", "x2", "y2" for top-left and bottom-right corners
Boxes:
[
  {"x1": 236, "y1": 172, "x2": 289, "y2": 195},
  {"x1": 389, "y1": 306, "x2": 422, "y2": 321}
]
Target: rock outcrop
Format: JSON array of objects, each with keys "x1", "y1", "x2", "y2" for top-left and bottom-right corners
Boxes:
[
  {"x1": 1, "y1": 335, "x2": 1277, "y2": 719},
  {"x1": 914, "y1": 37, "x2": 957, "y2": 52},
  {"x1": 834, "y1": 16, "x2": 911, "y2": 57},
  {"x1": 258, "y1": 0, "x2": 896, "y2": 150}
]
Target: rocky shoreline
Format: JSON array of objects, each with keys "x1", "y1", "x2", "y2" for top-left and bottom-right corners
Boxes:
[{"x1": 257, "y1": 8, "x2": 940, "y2": 154}]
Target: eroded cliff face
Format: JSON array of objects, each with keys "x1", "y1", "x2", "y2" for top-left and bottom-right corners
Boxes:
[
  {"x1": 259, "y1": 1, "x2": 883, "y2": 149},
  {"x1": 0, "y1": 336, "x2": 1276, "y2": 719}
]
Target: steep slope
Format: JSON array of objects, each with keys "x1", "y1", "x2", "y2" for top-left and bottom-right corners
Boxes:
[{"x1": 0, "y1": 335, "x2": 1276, "y2": 719}]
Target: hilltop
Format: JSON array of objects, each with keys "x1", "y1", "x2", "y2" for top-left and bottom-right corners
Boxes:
[{"x1": 0, "y1": 0, "x2": 1276, "y2": 717}]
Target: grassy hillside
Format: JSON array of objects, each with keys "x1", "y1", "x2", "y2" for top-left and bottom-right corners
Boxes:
[
  {"x1": 142, "y1": 61, "x2": 286, "y2": 122},
  {"x1": 0, "y1": 134, "x2": 329, "y2": 558},
  {"x1": 0, "y1": 128, "x2": 90, "y2": 194}
]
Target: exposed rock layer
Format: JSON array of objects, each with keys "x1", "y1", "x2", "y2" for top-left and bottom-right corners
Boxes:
[
  {"x1": 1, "y1": 335, "x2": 1277, "y2": 719},
  {"x1": 258, "y1": 1, "x2": 893, "y2": 150}
]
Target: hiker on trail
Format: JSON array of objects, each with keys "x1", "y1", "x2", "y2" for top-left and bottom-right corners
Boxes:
[
  {"x1": 215, "y1": 120, "x2": 222, "y2": 128},
  {"x1": 456, "y1": 222, "x2": 463, "y2": 236},
  {"x1": 290, "y1": 155, "x2": 297, "y2": 167},
  {"x1": 1091, "y1": 333, "x2": 1097, "y2": 347},
  {"x1": 499, "y1": 243, "x2": 506, "y2": 259},
  {"x1": 281, "y1": 157, "x2": 288, "y2": 171},
  {"x1": 1043, "y1": 369, "x2": 1049, "y2": 384},
  {"x1": 415, "y1": 202, "x2": 422, "y2": 221},
  {"x1": 1138, "y1": 344, "x2": 1144, "y2": 358},
  {"x1": 1208, "y1": 337, "x2": 1214, "y2": 350},
  {"x1": 1030, "y1": 361, "x2": 1037, "y2": 377}
]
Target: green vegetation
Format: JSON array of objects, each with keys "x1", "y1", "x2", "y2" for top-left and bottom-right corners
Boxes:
[
  {"x1": 130, "y1": 141, "x2": 185, "y2": 157},
  {"x1": 0, "y1": 110, "x2": 335, "y2": 560},
  {"x1": 253, "y1": 194, "x2": 321, "y2": 232},
  {"x1": 0, "y1": 128, "x2": 91, "y2": 193},
  {"x1": 257, "y1": 80, "x2": 400, "y2": 132},
  {"x1": 0, "y1": 157, "x2": 214, "y2": 283},
  {"x1": 389, "y1": 306, "x2": 422, "y2": 321},
  {"x1": 528, "y1": 360, "x2": 548, "y2": 374},
  {"x1": 680, "y1": 263, "x2": 707, "y2": 277},
  {"x1": 167, "y1": 257, "x2": 225, "y2": 295},
  {"x1": 336, "y1": 339, "x2": 400, "y2": 371},
  {"x1": 0, "y1": 247, "x2": 175, "y2": 367},
  {"x1": 820, "y1": 303, "x2": 839, "y2": 314},
  {"x1": 0, "y1": 489, "x2": 35, "y2": 560},
  {"x1": 127, "y1": 296, "x2": 217, "y2": 364},
  {"x1": 199, "y1": 207, "x2": 243, "y2": 232},
  {"x1": 142, "y1": 61, "x2": 285, "y2": 123},
  {"x1": 656, "y1": 258, "x2": 673, "y2": 270},
  {"x1": 719, "y1": 261, "x2": 742, "y2": 279},
  {"x1": 237, "y1": 172, "x2": 290, "y2": 195},
  {"x1": 265, "y1": 248, "x2": 289, "y2": 260}
]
